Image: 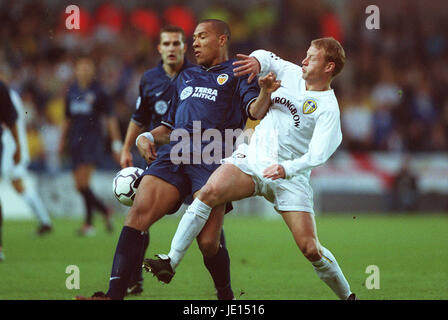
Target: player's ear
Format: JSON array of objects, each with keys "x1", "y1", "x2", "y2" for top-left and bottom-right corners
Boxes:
[
  {"x1": 157, "y1": 44, "x2": 162, "y2": 55},
  {"x1": 325, "y1": 61, "x2": 335, "y2": 75},
  {"x1": 218, "y1": 34, "x2": 227, "y2": 47}
]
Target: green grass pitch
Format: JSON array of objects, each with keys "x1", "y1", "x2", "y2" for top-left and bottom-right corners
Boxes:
[{"x1": 0, "y1": 213, "x2": 447, "y2": 300}]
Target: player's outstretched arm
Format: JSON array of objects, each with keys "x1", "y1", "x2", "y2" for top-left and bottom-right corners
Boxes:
[
  {"x1": 248, "y1": 72, "x2": 281, "y2": 120},
  {"x1": 120, "y1": 121, "x2": 145, "y2": 168}
]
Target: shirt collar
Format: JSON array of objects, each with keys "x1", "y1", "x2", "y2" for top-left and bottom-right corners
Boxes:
[
  {"x1": 200, "y1": 59, "x2": 234, "y2": 72},
  {"x1": 157, "y1": 59, "x2": 195, "y2": 79}
]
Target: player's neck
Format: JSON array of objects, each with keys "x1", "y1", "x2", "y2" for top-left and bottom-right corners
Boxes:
[
  {"x1": 205, "y1": 52, "x2": 229, "y2": 69},
  {"x1": 163, "y1": 61, "x2": 184, "y2": 78},
  {"x1": 305, "y1": 79, "x2": 331, "y2": 92}
]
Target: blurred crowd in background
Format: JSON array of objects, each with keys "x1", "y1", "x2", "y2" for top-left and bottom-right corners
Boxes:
[{"x1": 1, "y1": 0, "x2": 448, "y2": 174}]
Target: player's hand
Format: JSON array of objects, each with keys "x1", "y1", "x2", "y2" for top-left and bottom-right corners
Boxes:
[
  {"x1": 233, "y1": 54, "x2": 261, "y2": 83},
  {"x1": 263, "y1": 164, "x2": 285, "y2": 180},
  {"x1": 136, "y1": 136, "x2": 157, "y2": 164},
  {"x1": 120, "y1": 149, "x2": 133, "y2": 168},
  {"x1": 258, "y1": 72, "x2": 281, "y2": 94}
]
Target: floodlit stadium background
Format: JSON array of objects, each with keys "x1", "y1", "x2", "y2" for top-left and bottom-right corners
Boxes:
[{"x1": 1, "y1": 0, "x2": 447, "y2": 217}]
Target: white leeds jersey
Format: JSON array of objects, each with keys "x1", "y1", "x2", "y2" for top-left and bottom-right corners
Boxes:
[
  {"x1": 1, "y1": 89, "x2": 30, "y2": 177},
  {"x1": 246, "y1": 49, "x2": 342, "y2": 179}
]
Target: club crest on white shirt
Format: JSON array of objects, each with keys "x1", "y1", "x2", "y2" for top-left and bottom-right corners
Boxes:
[
  {"x1": 217, "y1": 74, "x2": 228, "y2": 85},
  {"x1": 303, "y1": 99, "x2": 317, "y2": 114}
]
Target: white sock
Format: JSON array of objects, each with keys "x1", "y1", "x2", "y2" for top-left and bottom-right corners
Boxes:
[
  {"x1": 168, "y1": 198, "x2": 212, "y2": 270},
  {"x1": 23, "y1": 188, "x2": 52, "y2": 226},
  {"x1": 311, "y1": 246, "x2": 351, "y2": 300}
]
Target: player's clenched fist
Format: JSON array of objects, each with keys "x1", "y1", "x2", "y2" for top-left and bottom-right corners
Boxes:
[
  {"x1": 258, "y1": 72, "x2": 281, "y2": 94},
  {"x1": 263, "y1": 163, "x2": 286, "y2": 180},
  {"x1": 136, "y1": 136, "x2": 157, "y2": 164}
]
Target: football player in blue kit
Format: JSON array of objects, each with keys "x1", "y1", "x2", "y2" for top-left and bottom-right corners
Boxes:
[
  {"x1": 0, "y1": 80, "x2": 22, "y2": 261},
  {"x1": 59, "y1": 57, "x2": 122, "y2": 236},
  {"x1": 76, "y1": 19, "x2": 264, "y2": 300},
  {"x1": 119, "y1": 25, "x2": 196, "y2": 296}
]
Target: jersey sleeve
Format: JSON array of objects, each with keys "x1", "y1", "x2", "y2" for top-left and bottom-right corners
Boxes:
[
  {"x1": 280, "y1": 108, "x2": 342, "y2": 179},
  {"x1": 250, "y1": 49, "x2": 290, "y2": 78},
  {"x1": 237, "y1": 74, "x2": 260, "y2": 121},
  {"x1": 0, "y1": 81, "x2": 18, "y2": 126},
  {"x1": 131, "y1": 79, "x2": 152, "y2": 127},
  {"x1": 160, "y1": 81, "x2": 179, "y2": 130}
]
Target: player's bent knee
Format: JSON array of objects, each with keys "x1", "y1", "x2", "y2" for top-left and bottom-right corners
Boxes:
[
  {"x1": 125, "y1": 203, "x2": 159, "y2": 231},
  {"x1": 299, "y1": 239, "x2": 321, "y2": 262},
  {"x1": 197, "y1": 238, "x2": 220, "y2": 257},
  {"x1": 198, "y1": 183, "x2": 223, "y2": 207}
]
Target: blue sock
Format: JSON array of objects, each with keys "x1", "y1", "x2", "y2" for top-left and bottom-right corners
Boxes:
[
  {"x1": 129, "y1": 231, "x2": 150, "y2": 286},
  {"x1": 203, "y1": 230, "x2": 234, "y2": 300},
  {"x1": 79, "y1": 189, "x2": 93, "y2": 226},
  {"x1": 106, "y1": 226, "x2": 146, "y2": 299}
]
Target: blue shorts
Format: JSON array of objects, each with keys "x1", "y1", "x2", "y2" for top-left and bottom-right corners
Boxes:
[
  {"x1": 138, "y1": 144, "x2": 232, "y2": 215},
  {"x1": 69, "y1": 135, "x2": 102, "y2": 168}
]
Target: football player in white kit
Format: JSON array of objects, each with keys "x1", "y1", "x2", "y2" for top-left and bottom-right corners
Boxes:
[
  {"x1": 146, "y1": 37, "x2": 356, "y2": 299},
  {"x1": 1, "y1": 88, "x2": 53, "y2": 236}
]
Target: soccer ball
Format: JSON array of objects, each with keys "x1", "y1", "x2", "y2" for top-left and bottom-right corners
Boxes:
[{"x1": 112, "y1": 167, "x2": 144, "y2": 206}]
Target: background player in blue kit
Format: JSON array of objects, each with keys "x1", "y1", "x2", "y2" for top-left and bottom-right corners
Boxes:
[
  {"x1": 120, "y1": 26, "x2": 195, "y2": 170},
  {"x1": 119, "y1": 25, "x2": 196, "y2": 296},
  {"x1": 59, "y1": 57, "x2": 122, "y2": 236},
  {"x1": 0, "y1": 80, "x2": 22, "y2": 261},
  {"x1": 76, "y1": 19, "x2": 262, "y2": 300}
]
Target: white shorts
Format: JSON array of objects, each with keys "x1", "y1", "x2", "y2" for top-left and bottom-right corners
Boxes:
[
  {"x1": 1, "y1": 139, "x2": 28, "y2": 180},
  {"x1": 221, "y1": 144, "x2": 314, "y2": 214}
]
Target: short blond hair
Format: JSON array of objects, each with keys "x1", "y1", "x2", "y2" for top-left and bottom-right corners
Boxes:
[{"x1": 311, "y1": 37, "x2": 345, "y2": 77}]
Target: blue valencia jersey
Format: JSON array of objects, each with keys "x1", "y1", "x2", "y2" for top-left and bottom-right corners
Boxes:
[
  {"x1": 162, "y1": 59, "x2": 259, "y2": 136},
  {"x1": 131, "y1": 60, "x2": 195, "y2": 131},
  {"x1": 0, "y1": 81, "x2": 18, "y2": 169},
  {"x1": 64, "y1": 81, "x2": 114, "y2": 166}
]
